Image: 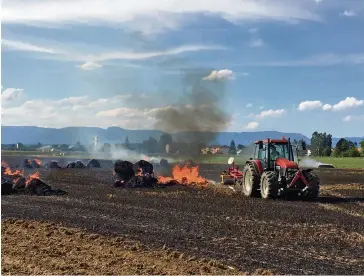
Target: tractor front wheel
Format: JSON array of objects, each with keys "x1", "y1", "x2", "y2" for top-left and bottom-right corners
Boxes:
[
  {"x1": 242, "y1": 163, "x2": 260, "y2": 197},
  {"x1": 260, "y1": 171, "x2": 279, "y2": 199},
  {"x1": 304, "y1": 171, "x2": 320, "y2": 201}
]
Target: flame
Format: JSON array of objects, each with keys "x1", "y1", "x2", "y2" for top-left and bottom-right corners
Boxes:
[
  {"x1": 33, "y1": 159, "x2": 42, "y2": 166},
  {"x1": 2, "y1": 161, "x2": 24, "y2": 177},
  {"x1": 26, "y1": 171, "x2": 40, "y2": 185},
  {"x1": 158, "y1": 164, "x2": 207, "y2": 186}
]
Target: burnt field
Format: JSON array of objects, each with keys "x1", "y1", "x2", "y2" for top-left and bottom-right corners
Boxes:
[{"x1": 2, "y1": 155, "x2": 364, "y2": 275}]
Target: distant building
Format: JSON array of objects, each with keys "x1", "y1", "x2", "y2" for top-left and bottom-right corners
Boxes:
[
  {"x1": 201, "y1": 145, "x2": 229, "y2": 155},
  {"x1": 37, "y1": 145, "x2": 53, "y2": 152}
]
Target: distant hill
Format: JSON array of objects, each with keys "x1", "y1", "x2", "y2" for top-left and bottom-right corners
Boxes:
[{"x1": 1, "y1": 126, "x2": 361, "y2": 146}]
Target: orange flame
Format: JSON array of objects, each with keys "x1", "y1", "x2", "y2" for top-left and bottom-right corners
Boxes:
[
  {"x1": 158, "y1": 164, "x2": 207, "y2": 186},
  {"x1": 33, "y1": 159, "x2": 42, "y2": 166},
  {"x1": 26, "y1": 172, "x2": 40, "y2": 185},
  {"x1": 2, "y1": 161, "x2": 24, "y2": 177}
]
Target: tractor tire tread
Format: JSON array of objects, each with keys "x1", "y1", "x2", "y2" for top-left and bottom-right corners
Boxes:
[
  {"x1": 304, "y1": 171, "x2": 320, "y2": 201},
  {"x1": 242, "y1": 162, "x2": 260, "y2": 197},
  {"x1": 260, "y1": 171, "x2": 279, "y2": 199}
]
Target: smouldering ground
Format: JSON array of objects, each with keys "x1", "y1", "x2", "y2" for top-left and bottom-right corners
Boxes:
[{"x1": 1, "y1": 156, "x2": 364, "y2": 275}]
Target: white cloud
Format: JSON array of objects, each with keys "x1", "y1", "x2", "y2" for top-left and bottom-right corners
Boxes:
[
  {"x1": 1, "y1": 88, "x2": 24, "y2": 103},
  {"x1": 298, "y1": 100, "x2": 323, "y2": 111},
  {"x1": 2, "y1": 38, "x2": 225, "y2": 63},
  {"x1": 1, "y1": 0, "x2": 322, "y2": 33},
  {"x1": 246, "y1": 103, "x2": 253, "y2": 108},
  {"x1": 203, "y1": 69, "x2": 235, "y2": 81},
  {"x1": 330, "y1": 97, "x2": 364, "y2": 111},
  {"x1": 343, "y1": 115, "x2": 364, "y2": 122},
  {"x1": 322, "y1": 104, "x2": 332, "y2": 111},
  {"x1": 341, "y1": 10, "x2": 357, "y2": 17},
  {"x1": 249, "y1": 38, "x2": 264, "y2": 48},
  {"x1": 77, "y1": 61, "x2": 102, "y2": 70},
  {"x1": 256, "y1": 109, "x2": 286, "y2": 119},
  {"x1": 243, "y1": 121, "x2": 259, "y2": 130},
  {"x1": 1, "y1": 39, "x2": 59, "y2": 54},
  {"x1": 1, "y1": 94, "x2": 157, "y2": 129},
  {"x1": 248, "y1": 53, "x2": 364, "y2": 67}
]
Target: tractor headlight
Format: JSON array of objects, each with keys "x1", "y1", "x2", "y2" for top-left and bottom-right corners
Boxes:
[{"x1": 276, "y1": 165, "x2": 281, "y2": 170}]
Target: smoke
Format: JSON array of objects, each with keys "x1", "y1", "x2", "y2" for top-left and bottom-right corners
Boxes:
[
  {"x1": 153, "y1": 68, "x2": 232, "y2": 145},
  {"x1": 299, "y1": 158, "x2": 334, "y2": 168}
]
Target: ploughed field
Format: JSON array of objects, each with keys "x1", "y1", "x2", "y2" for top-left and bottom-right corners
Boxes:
[{"x1": 1, "y1": 155, "x2": 364, "y2": 275}]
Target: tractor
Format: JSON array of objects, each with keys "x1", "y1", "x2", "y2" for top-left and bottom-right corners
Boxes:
[{"x1": 226, "y1": 137, "x2": 320, "y2": 200}]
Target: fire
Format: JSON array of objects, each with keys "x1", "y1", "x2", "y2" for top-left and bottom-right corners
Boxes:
[
  {"x1": 33, "y1": 159, "x2": 42, "y2": 166},
  {"x1": 2, "y1": 161, "x2": 24, "y2": 177},
  {"x1": 158, "y1": 164, "x2": 208, "y2": 186},
  {"x1": 26, "y1": 172, "x2": 40, "y2": 185}
]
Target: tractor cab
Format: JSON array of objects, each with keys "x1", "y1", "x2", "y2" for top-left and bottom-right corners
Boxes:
[{"x1": 253, "y1": 137, "x2": 299, "y2": 170}]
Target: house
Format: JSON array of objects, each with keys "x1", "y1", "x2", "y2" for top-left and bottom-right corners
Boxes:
[{"x1": 201, "y1": 145, "x2": 230, "y2": 155}]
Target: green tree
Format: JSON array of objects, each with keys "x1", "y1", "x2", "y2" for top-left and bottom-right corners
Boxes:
[
  {"x1": 346, "y1": 147, "x2": 360, "y2": 157},
  {"x1": 360, "y1": 139, "x2": 364, "y2": 155},
  {"x1": 237, "y1": 144, "x2": 245, "y2": 150},
  {"x1": 143, "y1": 137, "x2": 158, "y2": 153},
  {"x1": 229, "y1": 140, "x2": 237, "y2": 155}
]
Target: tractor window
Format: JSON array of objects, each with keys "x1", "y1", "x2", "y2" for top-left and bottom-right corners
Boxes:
[
  {"x1": 257, "y1": 144, "x2": 267, "y2": 160},
  {"x1": 270, "y1": 143, "x2": 290, "y2": 160}
]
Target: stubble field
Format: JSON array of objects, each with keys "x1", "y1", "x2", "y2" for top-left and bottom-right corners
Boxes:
[{"x1": 1, "y1": 155, "x2": 364, "y2": 275}]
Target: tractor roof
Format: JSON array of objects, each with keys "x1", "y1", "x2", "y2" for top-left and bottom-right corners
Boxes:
[{"x1": 254, "y1": 137, "x2": 289, "y2": 144}]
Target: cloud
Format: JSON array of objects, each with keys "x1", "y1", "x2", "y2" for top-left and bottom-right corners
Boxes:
[
  {"x1": 1, "y1": 94, "x2": 158, "y2": 128},
  {"x1": 341, "y1": 10, "x2": 357, "y2": 17},
  {"x1": 243, "y1": 121, "x2": 259, "y2": 130},
  {"x1": 2, "y1": 38, "x2": 225, "y2": 63},
  {"x1": 203, "y1": 69, "x2": 235, "y2": 81},
  {"x1": 255, "y1": 109, "x2": 286, "y2": 119},
  {"x1": 329, "y1": 97, "x2": 364, "y2": 111},
  {"x1": 1, "y1": 88, "x2": 24, "y2": 103},
  {"x1": 247, "y1": 53, "x2": 364, "y2": 67},
  {"x1": 298, "y1": 100, "x2": 323, "y2": 111},
  {"x1": 246, "y1": 103, "x2": 253, "y2": 108},
  {"x1": 249, "y1": 38, "x2": 264, "y2": 48},
  {"x1": 1, "y1": 39, "x2": 59, "y2": 54},
  {"x1": 298, "y1": 97, "x2": 364, "y2": 112},
  {"x1": 77, "y1": 61, "x2": 103, "y2": 70},
  {"x1": 1, "y1": 0, "x2": 322, "y2": 33},
  {"x1": 343, "y1": 115, "x2": 364, "y2": 122}
]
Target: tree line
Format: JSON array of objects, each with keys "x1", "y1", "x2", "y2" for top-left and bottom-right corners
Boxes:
[{"x1": 310, "y1": 131, "x2": 363, "y2": 157}]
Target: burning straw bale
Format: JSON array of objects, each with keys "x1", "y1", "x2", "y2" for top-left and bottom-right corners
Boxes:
[
  {"x1": 20, "y1": 159, "x2": 43, "y2": 169},
  {"x1": 1, "y1": 163, "x2": 66, "y2": 196}
]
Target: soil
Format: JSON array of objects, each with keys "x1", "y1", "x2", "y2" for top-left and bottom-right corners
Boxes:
[{"x1": 1, "y1": 155, "x2": 364, "y2": 275}]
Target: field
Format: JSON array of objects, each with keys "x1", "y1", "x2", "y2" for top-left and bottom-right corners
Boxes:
[{"x1": 2, "y1": 155, "x2": 364, "y2": 275}]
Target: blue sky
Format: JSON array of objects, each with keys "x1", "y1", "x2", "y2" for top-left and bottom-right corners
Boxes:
[{"x1": 1, "y1": 0, "x2": 364, "y2": 137}]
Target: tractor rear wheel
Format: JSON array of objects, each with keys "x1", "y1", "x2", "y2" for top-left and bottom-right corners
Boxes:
[
  {"x1": 260, "y1": 171, "x2": 279, "y2": 199},
  {"x1": 242, "y1": 163, "x2": 260, "y2": 197},
  {"x1": 304, "y1": 171, "x2": 320, "y2": 201}
]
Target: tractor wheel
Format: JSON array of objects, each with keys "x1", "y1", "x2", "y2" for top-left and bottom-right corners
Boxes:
[
  {"x1": 242, "y1": 163, "x2": 260, "y2": 197},
  {"x1": 304, "y1": 171, "x2": 320, "y2": 201},
  {"x1": 260, "y1": 171, "x2": 279, "y2": 199}
]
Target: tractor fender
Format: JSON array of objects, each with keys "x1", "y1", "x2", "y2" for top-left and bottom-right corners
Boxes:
[{"x1": 245, "y1": 160, "x2": 263, "y2": 176}]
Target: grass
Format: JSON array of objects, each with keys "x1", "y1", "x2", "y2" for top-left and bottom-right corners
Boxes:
[{"x1": 313, "y1": 157, "x2": 364, "y2": 169}]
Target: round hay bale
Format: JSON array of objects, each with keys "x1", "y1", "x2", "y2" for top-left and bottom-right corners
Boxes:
[
  {"x1": 13, "y1": 177, "x2": 26, "y2": 190},
  {"x1": 21, "y1": 159, "x2": 33, "y2": 169},
  {"x1": 30, "y1": 159, "x2": 42, "y2": 168},
  {"x1": 74, "y1": 161, "x2": 85, "y2": 168},
  {"x1": 134, "y1": 160, "x2": 154, "y2": 175},
  {"x1": 2, "y1": 180, "x2": 13, "y2": 195},
  {"x1": 114, "y1": 160, "x2": 134, "y2": 182},
  {"x1": 87, "y1": 159, "x2": 101, "y2": 168},
  {"x1": 45, "y1": 161, "x2": 61, "y2": 169}
]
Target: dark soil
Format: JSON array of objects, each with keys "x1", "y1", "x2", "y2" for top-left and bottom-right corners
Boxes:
[{"x1": 1, "y1": 156, "x2": 364, "y2": 275}]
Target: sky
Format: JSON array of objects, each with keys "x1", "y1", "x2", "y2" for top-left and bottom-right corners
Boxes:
[{"x1": 1, "y1": 0, "x2": 364, "y2": 138}]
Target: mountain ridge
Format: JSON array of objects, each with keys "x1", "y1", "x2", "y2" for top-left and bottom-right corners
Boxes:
[{"x1": 1, "y1": 126, "x2": 362, "y2": 146}]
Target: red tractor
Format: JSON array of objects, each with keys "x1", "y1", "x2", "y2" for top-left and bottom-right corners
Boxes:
[{"x1": 226, "y1": 137, "x2": 320, "y2": 200}]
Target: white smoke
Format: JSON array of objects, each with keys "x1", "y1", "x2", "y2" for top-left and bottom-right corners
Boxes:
[{"x1": 299, "y1": 158, "x2": 333, "y2": 168}]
